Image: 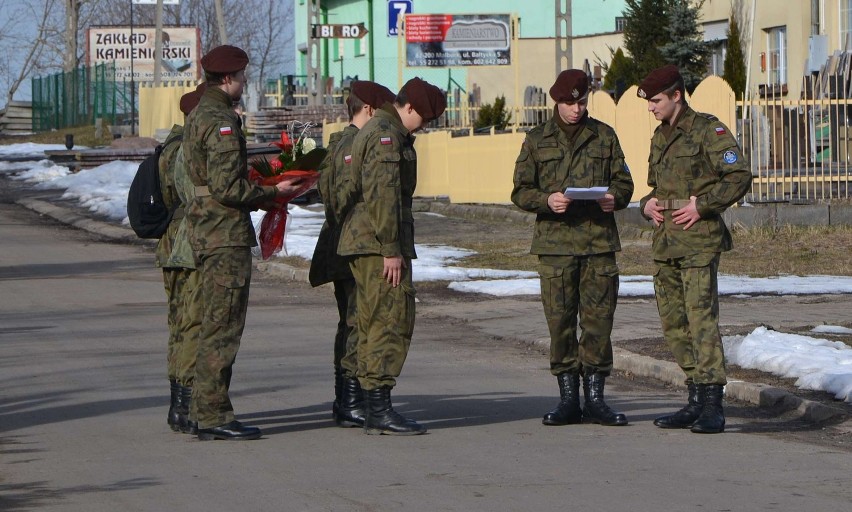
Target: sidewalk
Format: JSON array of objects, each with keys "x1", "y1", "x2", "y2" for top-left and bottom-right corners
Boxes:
[{"x1": 17, "y1": 196, "x2": 851, "y2": 425}]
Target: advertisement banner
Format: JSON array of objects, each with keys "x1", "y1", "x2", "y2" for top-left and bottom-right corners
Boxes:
[
  {"x1": 86, "y1": 26, "x2": 200, "y2": 81},
  {"x1": 405, "y1": 14, "x2": 511, "y2": 67}
]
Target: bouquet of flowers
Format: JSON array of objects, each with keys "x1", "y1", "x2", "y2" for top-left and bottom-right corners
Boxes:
[{"x1": 250, "y1": 121, "x2": 326, "y2": 260}]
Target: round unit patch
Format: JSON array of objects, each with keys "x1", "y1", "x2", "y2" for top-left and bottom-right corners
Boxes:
[{"x1": 723, "y1": 150, "x2": 738, "y2": 164}]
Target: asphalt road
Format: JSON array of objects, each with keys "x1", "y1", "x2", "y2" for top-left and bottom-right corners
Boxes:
[{"x1": 1, "y1": 194, "x2": 851, "y2": 511}]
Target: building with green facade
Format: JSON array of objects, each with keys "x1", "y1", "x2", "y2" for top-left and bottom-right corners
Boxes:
[{"x1": 293, "y1": 0, "x2": 627, "y2": 95}]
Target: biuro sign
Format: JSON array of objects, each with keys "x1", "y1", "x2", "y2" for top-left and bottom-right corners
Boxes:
[
  {"x1": 404, "y1": 14, "x2": 511, "y2": 67},
  {"x1": 86, "y1": 26, "x2": 201, "y2": 81}
]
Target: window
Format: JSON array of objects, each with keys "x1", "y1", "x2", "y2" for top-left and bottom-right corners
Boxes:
[
  {"x1": 842, "y1": 0, "x2": 852, "y2": 48},
  {"x1": 708, "y1": 41, "x2": 726, "y2": 76},
  {"x1": 615, "y1": 17, "x2": 626, "y2": 33},
  {"x1": 767, "y1": 26, "x2": 787, "y2": 85},
  {"x1": 355, "y1": 37, "x2": 365, "y2": 57}
]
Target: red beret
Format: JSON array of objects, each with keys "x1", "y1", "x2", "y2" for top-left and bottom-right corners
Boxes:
[
  {"x1": 402, "y1": 77, "x2": 446, "y2": 122},
  {"x1": 201, "y1": 45, "x2": 249, "y2": 74},
  {"x1": 549, "y1": 69, "x2": 589, "y2": 103},
  {"x1": 637, "y1": 65, "x2": 682, "y2": 99},
  {"x1": 179, "y1": 82, "x2": 207, "y2": 115},
  {"x1": 348, "y1": 80, "x2": 395, "y2": 109}
]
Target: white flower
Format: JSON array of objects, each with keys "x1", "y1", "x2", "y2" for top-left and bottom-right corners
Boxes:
[{"x1": 301, "y1": 137, "x2": 317, "y2": 153}]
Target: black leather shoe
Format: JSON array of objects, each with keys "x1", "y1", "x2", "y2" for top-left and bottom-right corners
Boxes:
[
  {"x1": 654, "y1": 382, "x2": 703, "y2": 429},
  {"x1": 364, "y1": 387, "x2": 426, "y2": 435},
  {"x1": 691, "y1": 385, "x2": 725, "y2": 434},
  {"x1": 167, "y1": 380, "x2": 181, "y2": 432},
  {"x1": 335, "y1": 377, "x2": 366, "y2": 428},
  {"x1": 582, "y1": 373, "x2": 628, "y2": 426},
  {"x1": 177, "y1": 385, "x2": 197, "y2": 434},
  {"x1": 197, "y1": 421, "x2": 262, "y2": 441},
  {"x1": 542, "y1": 373, "x2": 582, "y2": 426}
]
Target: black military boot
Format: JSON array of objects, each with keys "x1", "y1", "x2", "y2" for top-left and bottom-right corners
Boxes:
[
  {"x1": 364, "y1": 386, "x2": 427, "y2": 436},
  {"x1": 582, "y1": 373, "x2": 628, "y2": 426},
  {"x1": 332, "y1": 368, "x2": 344, "y2": 419},
  {"x1": 335, "y1": 377, "x2": 366, "y2": 428},
  {"x1": 178, "y1": 385, "x2": 197, "y2": 435},
  {"x1": 654, "y1": 382, "x2": 703, "y2": 429},
  {"x1": 167, "y1": 380, "x2": 181, "y2": 431},
  {"x1": 542, "y1": 372, "x2": 582, "y2": 426},
  {"x1": 691, "y1": 384, "x2": 725, "y2": 434}
]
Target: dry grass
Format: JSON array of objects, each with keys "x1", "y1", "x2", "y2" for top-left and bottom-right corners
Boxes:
[
  {"x1": 442, "y1": 220, "x2": 852, "y2": 278},
  {"x1": 0, "y1": 125, "x2": 114, "y2": 148}
]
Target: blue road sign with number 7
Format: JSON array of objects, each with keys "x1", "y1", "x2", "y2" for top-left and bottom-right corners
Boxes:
[{"x1": 388, "y1": 0, "x2": 412, "y2": 36}]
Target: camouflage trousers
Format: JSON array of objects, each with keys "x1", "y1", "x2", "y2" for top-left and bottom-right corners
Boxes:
[
  {"x1": 349, "y1": 254, "x2": 415, "y2": 391},
  {"x1": 332, "y1": 278, "x2": 359, "y2": 377},
  {"x1": 653, "y1": 252, "x2": 727, "y2": 385},
  {"x1": 162, "y1": 267, "x2": 202, "y2": 386},
  {"x1": 538, "y1": 253, "x2": 619, "y2": 376},
  {"x1": 190, "y1": 247, "x2": 252, "y2": 429}
]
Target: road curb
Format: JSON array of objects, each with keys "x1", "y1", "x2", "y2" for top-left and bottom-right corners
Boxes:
[{"x1": 13, "y1": 196, "x2": 849, "y2": 425}]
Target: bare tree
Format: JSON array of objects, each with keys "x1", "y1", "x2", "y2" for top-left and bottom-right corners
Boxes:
[{"x1": 0, "y1": 0, "x2": 58, "y2": 107}]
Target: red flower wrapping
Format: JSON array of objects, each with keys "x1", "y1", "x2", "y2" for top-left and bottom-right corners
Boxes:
[{"x1": 251, "y1": 169, "x2": 320, "y2": 260}]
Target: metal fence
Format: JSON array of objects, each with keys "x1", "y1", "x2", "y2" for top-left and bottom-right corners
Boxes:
[
  {"x1": 739, "y1": 81, "x2": 852, "y2": 202},
  {"x1": 31, "y1": 62, "x2": 133, "y2": 132}
]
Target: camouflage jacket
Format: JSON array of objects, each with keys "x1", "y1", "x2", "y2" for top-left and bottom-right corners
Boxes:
[
  {"x1": 511, "y1": 115, "x2": 634, "y2": 256},
  {"x1": 182, "y1": 87, "x2": 277, "y2": 250},
  {"x1": 337, "y1": 106, "x2": 417, "y2": 259},
  {"x1": 154, "y1": 125, "x2": 184, "y2": 267},
  {"x1": 309, "y1": 126, "x2": 357, "y2": 286},
  {"x1": 638, "y1": 107, "x2": 752, "y2": 260}
]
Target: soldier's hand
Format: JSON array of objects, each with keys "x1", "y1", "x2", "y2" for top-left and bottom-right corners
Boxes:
[
  {"x1": 672, "y1": 196, "x2": 701, "y2": 230},
  {"x1": 275, "y1": 178, "x2": 303, "y2": 196},
  {"x1": 643, "y1": 197, "x2": 665, "y2": 226},
  {"x1": 548, "y1": 192, "x2": 571, "y2": 213},
  {"x1": 597, "y1": 193, "x2": 616, "y2": 212},
  {"x1": 383, "y1": 255, "x2": 405, "y2": 287}
]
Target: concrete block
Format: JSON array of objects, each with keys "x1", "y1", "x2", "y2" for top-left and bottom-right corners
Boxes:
[
  {"x1": 830, "y1": 204, "x2": 852, "y2": 226},
  {"x1": 776, "y1": 204, "x2": 829, "y2": 226}
]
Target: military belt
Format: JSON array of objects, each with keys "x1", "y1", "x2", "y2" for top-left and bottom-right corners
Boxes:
[
  {"x1": 659, "y1": 199, "x2": 691, "y2": 210},
  {"x1": 194, "y1": 185, "x2": 211, "y2": 197},
  {"x1": 172, "y1": 207, "x2": 185, "y2": 220}
]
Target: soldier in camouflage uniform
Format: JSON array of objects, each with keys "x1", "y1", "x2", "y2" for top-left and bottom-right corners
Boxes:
[
  {"x1": 637, "y1": 65, "x2": 752, "y2": 434},
  {"x1": 157, "y1": 84, "x2": 205, "y2": 435},
  {"x1": 182, "y1": 46, "x2": 304, "y2": 441},
  {"x1": 512, "y1": 70, "x2": 634, "y2": 427},
  {"x1": 337, "y1": 77, "x2": 446, "y2": 435},
  {"x1": 309, "y1": 80, "x2": 396, "y2": 428}
]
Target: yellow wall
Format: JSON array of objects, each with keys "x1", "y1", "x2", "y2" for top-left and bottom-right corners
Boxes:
[
  {"x1": 138, "y1": 84, "x2": 196, "y2": 138},
  {"x1": 323, "y1": 76, "x2": 736, "y2": 205}
]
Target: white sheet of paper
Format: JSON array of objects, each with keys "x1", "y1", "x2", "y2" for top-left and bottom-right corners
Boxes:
[{"x1": 563, "y1": 186, "x2": 609, "y2": 200}]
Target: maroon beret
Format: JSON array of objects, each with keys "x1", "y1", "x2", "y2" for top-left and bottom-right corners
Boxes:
[
  {"x1": 637, "y1": 65, "x2": 682, "y2": 99},
  {"x1": 179, "y1": 82, "x2": 207, "y2": 115},
  {"x1": 549, "y1": 69, "x2": 589, "y2": 103},
  {"x1": 201, "y1": 45, "x2": 249, "y2": 74},
  {"x1": 403, "y1": 77, "x2": 446, "y2": 122},
  {"x1": 348, "y1": 80, "x2": 396, "y2": 110}
]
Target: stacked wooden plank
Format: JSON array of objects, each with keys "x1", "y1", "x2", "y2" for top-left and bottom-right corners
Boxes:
[
  {"x1": 0, "y1": 101, "x2": 33, "y2": 136},
  {"x1": 245, "y1": 105, "x2": 347, "y2": 143}
]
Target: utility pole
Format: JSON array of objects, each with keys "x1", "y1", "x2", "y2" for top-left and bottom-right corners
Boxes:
[
  {"x1": 306, "y1": 0, "x2": 323, "y2": 106},
  {"x1": 555, "y1": 0, "x2": 572, "y2": 75},
  {"x1": 153, "y1": 0, "x2": 164, "y2": 86},
  {"x1": 214, "y1": 0, "x2": 228, "y2": 45}
]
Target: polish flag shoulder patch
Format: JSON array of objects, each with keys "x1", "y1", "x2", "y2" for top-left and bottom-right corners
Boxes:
[
  {"x1": 380, "y1": 137, "x2": 393, "y2": 145},
  {"x1": 219, "y1": 126, "x2": 233, "y2": 136},
  {"x1": 714, "y1": 126, "x2": 726, "y2": 135},
  {"x1": 344, "y1": 155, "x2": 352, "y2": 164}
]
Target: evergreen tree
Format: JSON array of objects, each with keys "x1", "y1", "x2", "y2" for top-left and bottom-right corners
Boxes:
[
  {"x1": 723, "y1": 6, "x2": 747, "y2": 100},
  {"x1": 603, "y1": 47, "x2": 636, "y2": 101},
  {"x1": 660, "y1": 0, "x2": 712, "y2": 93},
  {"x1": 622, "y1": 0, "x2": 672, "y2": 82}
]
